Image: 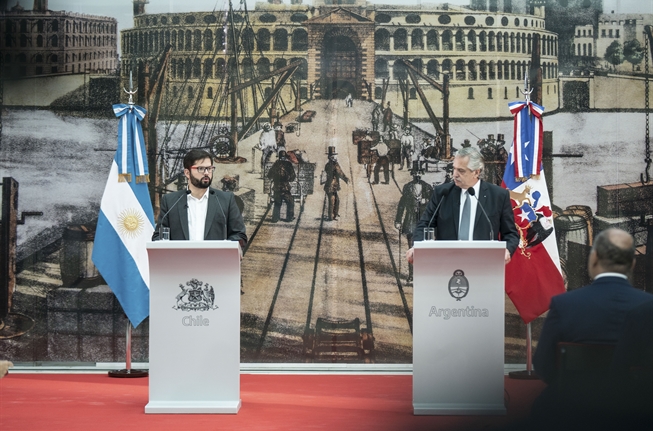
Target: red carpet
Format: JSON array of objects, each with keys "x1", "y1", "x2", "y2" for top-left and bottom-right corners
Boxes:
[{"x1": 0, "y1": 374, "x2": 545, "y2": 431}]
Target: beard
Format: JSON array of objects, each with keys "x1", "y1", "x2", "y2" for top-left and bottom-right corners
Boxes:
[{"x1": 190, "y1": 175, "x2": 212, "y2": 189}]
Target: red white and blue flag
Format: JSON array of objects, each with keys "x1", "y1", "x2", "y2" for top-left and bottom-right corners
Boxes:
[{"x1": 503, "y1": 100, "x2": 565, "y2": 324}]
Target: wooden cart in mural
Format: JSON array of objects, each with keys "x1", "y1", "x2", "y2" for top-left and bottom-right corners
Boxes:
[
  {"x1": 263, "y1": 150, "x2": 315, "y2": 206},
  {"x1": 353, "y1": 130, "x2": 399, "y2": 178},
  {"x1": 302, "y1": 317, "x2": 375, "y2": 363}
]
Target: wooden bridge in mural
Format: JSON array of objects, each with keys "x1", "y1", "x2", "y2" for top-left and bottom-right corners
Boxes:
[{"x1": 238, "y1": 99, "x2": 421, "y2": 363}]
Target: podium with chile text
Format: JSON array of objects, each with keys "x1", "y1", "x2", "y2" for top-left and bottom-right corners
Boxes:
[
  {"x1": 412, "y1": 240, "x2": 506, "y2": 415},
  {"x1": 145, "y1": 240, "x2": 241, "y2": 414}
]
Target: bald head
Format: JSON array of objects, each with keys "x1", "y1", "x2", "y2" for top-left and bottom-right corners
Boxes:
[{"x1": 588, "y1": 228, "x2": 636, "y2": 279}]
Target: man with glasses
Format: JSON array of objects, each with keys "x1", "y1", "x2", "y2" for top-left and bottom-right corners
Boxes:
[
  {"x1": 152, "y1": 149, "x2": 247, "y2": 247},
  {"x1": 405, "y1": 146, "x2": 518, "y2": 265}
]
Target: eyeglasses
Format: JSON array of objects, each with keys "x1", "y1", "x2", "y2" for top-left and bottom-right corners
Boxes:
[{"x1": 192, "y1": 166, "x2": 215, "y2": 174}]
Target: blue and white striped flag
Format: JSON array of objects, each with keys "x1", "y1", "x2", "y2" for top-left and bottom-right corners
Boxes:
[{"x1": 92, "y1": 104, "x2": 154, "y2": 327}]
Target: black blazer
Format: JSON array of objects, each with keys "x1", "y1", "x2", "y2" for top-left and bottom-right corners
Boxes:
[
  {"x1": 152, "y1": 188, "x2": 247, "y2": 247},
  {"x1": 413, "y1": 180, "x2": 519, "y2": 255},
  {"x1": 533, "y1": 276, "x2": 653, "y2": 384}
]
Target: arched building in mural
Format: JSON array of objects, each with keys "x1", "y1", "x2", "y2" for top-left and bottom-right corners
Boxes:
[
  {"x1": 0, "y1": 0, "x2": 118, "y2": 78},
  {"x1": 120, "y1": 0, "x2": 559, "y2": 120}
]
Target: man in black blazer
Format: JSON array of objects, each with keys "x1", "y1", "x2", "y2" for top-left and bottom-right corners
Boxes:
[
  {"x1": 533, "y1": 228, "x2": 652, "y2": 384},
  {"x1": 527, "y1": 228, "x2": 652, "y2": 430},
  {"x1": 406, "y1": 146, "x2": 518, "y2": 265},
  {"x1": 152, "y1": 149, "x2": 247, "y2": 248}
]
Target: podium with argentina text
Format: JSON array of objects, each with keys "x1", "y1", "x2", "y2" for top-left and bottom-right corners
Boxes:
[
  {"x1": 145, "y1": 240, "x2": 241, "y2": 414},
  {"x1": 412, "y1": 240, "x2": 506, "y2": 415}
]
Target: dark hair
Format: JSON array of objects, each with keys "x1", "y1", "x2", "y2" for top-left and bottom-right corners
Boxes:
[
  {"x1": 183, "y1": 149, "x2": 213, "y2": 170},
  {"x1": 592, "y1": 229, "x2": 635, "y2": 274}
]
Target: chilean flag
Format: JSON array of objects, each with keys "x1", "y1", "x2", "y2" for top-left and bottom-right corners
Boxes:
[{"x1": 503, "y1": 101, "x2": 565, "y2": 324}]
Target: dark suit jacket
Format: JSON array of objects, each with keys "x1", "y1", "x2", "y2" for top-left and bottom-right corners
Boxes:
[
  {"x1": 612, "y1": 298, "x2": 653, "y2": 373},
  {"x1": 533, "y1": 276, "x2": 653, "y2": 385},
  {"x1": 152, "y1": 188, "x2": 247, "y2": 247},
  {"x1": 413, "y1": 180, "x2": 519, "y2": 255}
]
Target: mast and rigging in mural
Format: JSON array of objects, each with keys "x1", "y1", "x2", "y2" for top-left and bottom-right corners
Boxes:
[{"x1": 128, "y1": 0, "x2": 302, "y2": 214}]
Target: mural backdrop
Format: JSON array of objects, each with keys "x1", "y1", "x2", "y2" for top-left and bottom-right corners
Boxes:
[{"x1": 1, "y1": 0, "x2": 651, "y2": 366}]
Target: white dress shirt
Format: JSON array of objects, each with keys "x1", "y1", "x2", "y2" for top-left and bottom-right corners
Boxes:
[
  {"x1": 594, "y1": 272, "x2": 628, "y2": 281},
  {"x1": 187, "y1": 188, "x2": 209, "y2": 241},
  {"x1": 458, "y1": 180, "x2": 480, "y2": 241}
]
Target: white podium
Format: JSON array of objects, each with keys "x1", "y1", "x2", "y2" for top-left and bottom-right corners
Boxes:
[
  {"x1": 413, "y1": 240, "x2": 506, "y2": 415},
  {"x1": 145, "y1": 240, "x2": 242, "y2": 414}
]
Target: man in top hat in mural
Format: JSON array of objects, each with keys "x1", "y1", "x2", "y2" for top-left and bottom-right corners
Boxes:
[
  {"x1": 396, "y1": 161, "x2": 433, "y2": 282},
  {"x1": 267, "y1": 148, "x2": 296, "y2": 223},
  {"x1": 257, "y1": 122, "x2": 277, "y2": 176},
  {"x1": 323, "y1": 146, "x2": 349, "y2": 221},
  {"x1": 153, "y1": 149, "x2": 247, "y2": 247}
]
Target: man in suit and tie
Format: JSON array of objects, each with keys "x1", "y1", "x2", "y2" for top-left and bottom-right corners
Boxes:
[
  {"x1": 405, "y1": 146, "x2": 518, "y2": 265},
  {"x1": 152, "y1": 149, "x2": 247, "y2": 248}
]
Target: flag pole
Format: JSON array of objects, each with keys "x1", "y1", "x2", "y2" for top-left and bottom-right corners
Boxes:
[
  {"x1": 509, "y1": 73, "x2": 538, "y2": 380},
  {"x1": 508, "y1": 322, "x2": 538, "y2": 379},
  {"x1": 103, "y1": 72, "x2": 148, "y2": 378},
  {"x1": 109, "y1": 319, "x2": 148, "y2": 378}
]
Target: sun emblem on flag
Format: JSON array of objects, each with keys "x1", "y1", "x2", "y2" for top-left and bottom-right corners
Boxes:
[{"x1": 117, "y1": 208, "x2": 145, "y2": 238}]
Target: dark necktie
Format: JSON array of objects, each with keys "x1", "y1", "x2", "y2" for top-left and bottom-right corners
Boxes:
[{"x1": 459, "y1": 191, "x2": 471, "y2": 240}]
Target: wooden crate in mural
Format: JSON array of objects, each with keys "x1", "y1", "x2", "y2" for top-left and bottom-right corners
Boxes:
[
  {"x1": 302, "y1": 317, "x2": 374, "y2": 363},
  {"x1": 386, "y1": 139, "x2": 401, "y2": 164},
  {"x1": 263, "y1": 157, "x2": 315, "y2": 203},
  {"x1": 353, "y1": 131, "x2": 399, "y2": 165},
  {"x1": 596, "y1": 182, "x2": 653, "y2": 218},
  {"x1": 354, "y1": 131, "x2": 378, "y2": 165}
]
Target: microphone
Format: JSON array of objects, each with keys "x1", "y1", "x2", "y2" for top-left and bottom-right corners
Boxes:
[
  {"x1": 467, "y1": 187, "x2": 494, "y2": 240},
  {"x1": 425, "y1": 182, "x2": 453, "y2": 238},
  {"x1": 210, "y1": 190, "x2": 227, "y2": 241},
  {"x1": 155, "y1": 190, "x2": 190, "y2": 239}
]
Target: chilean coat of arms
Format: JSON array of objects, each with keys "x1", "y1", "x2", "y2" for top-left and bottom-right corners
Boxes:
[{"x1": 173, "y1": 278, "x2": 218, "y2": 311}]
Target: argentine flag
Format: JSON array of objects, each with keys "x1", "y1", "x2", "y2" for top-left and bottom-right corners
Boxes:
[{"x1": 92, "y1": 104, "x2": 154, "y2": 327}]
